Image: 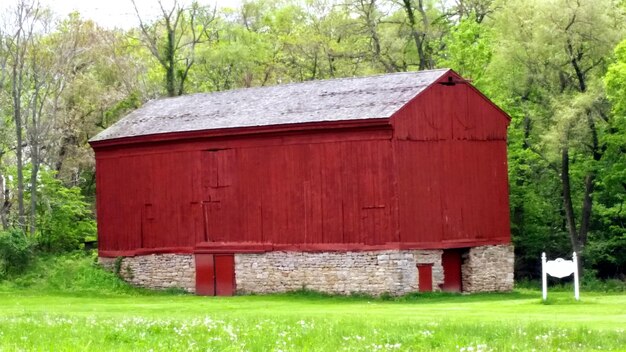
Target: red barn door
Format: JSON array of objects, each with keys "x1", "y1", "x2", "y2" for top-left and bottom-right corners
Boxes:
[
  {"x1": 442, "y1": 249, "x2": 463, "y2": 292},
  {"x1": 201, "y1": 149, "x2": 235, "y2": 242},
  {"x1": 417, "y1": 264, "x2": 433, "y2": 292},
  {"x1": 195, "y1": 254, "x2": 236, "y2": 296},
  {"x1": 195, "y1": 254, "x2": 215, "y2": 295}
]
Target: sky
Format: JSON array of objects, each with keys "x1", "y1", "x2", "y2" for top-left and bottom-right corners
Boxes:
[{"x1": 34, "y1": 0, "x2": 243, "y2": 29}]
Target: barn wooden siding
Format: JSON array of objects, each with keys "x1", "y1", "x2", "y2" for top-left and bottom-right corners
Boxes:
[
  {"x1": 96, "y1": 127, "x2": 399, "y2": 255},
  {"x1": 391, "y1": 79, "x2": 510, "y2": 247},
  {"x1": 94, "y1": 71, "x2": 510, "y2": 256}
]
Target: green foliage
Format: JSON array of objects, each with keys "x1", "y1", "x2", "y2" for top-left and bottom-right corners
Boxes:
[
  {"x1": 439, "y1": 15, "x2": 492, "y2": 86},
  {"x1": 0, "y1": 229, "x2": 35, "y2": 279},
  {"x1": 31, "y1": 169, "x2": 97, "y2": 253},
  {"x1": 5, "y1": 252, "x2": 138, "y2": 295},
  {"x1": 483, "y1": 0, "x2": 626, "y2": 279}
]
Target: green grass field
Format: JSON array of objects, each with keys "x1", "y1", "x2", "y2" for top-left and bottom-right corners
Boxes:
[
  {"x1": 0, "y1": 255, "x2": 624, "y2": 351},
  {"x1": 0, "y1": 289, "x2": 624, "y2": 351}
]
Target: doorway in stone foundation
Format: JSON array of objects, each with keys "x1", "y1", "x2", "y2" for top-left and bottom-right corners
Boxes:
[
  {"x1": 417, "y1": 263, "x2": 434, "y2": 292},
  {"x1": 441, "y1": 248, "x2": 467, "y2": 292},
  {"x1": 195, "y1": 253, "x2": 236, "y2": 296}
]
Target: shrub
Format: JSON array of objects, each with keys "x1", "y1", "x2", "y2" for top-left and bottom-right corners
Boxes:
[
  {"x1": 34, "y1": 169, "x2": 97, "y2": 253},
  {"x1": 0, "y1": 229, "x2": 35, "y2": 279}
]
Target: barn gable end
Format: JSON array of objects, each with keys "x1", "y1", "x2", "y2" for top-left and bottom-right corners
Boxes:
[
  {"x1": 91, "y1": 69, "x2": 514, "y2": 296},
  {"x1": 390, "y1": 70, "x2": 511, "y2": 248}
]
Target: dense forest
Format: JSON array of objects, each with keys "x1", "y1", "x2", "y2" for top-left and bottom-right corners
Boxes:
[{"x1": 0, "y1": 0, "x2": 624, "y2": 280}]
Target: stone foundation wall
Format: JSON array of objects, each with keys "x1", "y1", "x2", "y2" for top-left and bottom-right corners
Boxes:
[
  {"x1": 98, "y1": 244, "x2": 514, "y2": 295},
  {"x1": 235, "y1": 250, "x2": 444, "y2": 296},
  {"x1": 99, "y1": 254, "x2": 195, "y2": 292},
  {"x1": 461, "y1": 244, "x2": 514, "y2": 293}
]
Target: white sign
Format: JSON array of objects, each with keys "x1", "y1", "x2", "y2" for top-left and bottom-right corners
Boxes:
[
  {"x1": 545, "y1": 258, "x2": 576, "y2": 278},
  {"x1": 542, "y1": 252, "x2": 579, "y2": 301}
]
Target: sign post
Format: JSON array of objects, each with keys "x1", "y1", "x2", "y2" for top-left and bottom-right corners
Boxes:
[{"x1": 541, "y1": 252, "x2": 579, "y2": 301}]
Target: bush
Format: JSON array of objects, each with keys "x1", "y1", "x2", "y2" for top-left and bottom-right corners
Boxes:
[
  {"x1": 9, "y1": 251, "x2": 140, "y2": 295},
  {"x1": 0, "y1": 229, "x2": 35, "y2": 279},
  {"x1": 33, "y1": 169, "x2": 96, "y2": 253}
]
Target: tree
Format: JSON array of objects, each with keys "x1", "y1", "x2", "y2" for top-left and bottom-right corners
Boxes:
[
  {"x1": 438, "y1": 14, "x2": 492, "y2": 85},
  {"x1": 396, "y1": 0, "x2": 450, "y2": 70},
  {"x1": 3, "y1": 0, "x2": 47, "y2": 232},
  {"x1": 487, "y1": 0, "x2": 625, "y2": 274},
  {"x1": 132, "y1": 0, "x2": 216, "y2": 96}
]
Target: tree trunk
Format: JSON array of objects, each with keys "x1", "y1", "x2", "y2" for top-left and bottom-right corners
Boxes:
[
  {"x1": 29, "y1": 144, "x2": 39, "y2": 236},
  {"x1": 165, "y1": 26, "x2": 176, "y2": 97},
  {"x1": 12, "y1": 61, "x2": 26, "y2": 231},
  {"x1": 561, "y1": 148, "x2": 580, "y2": 252},
  {"x1": 402, "y1": 0, "x2": 432, "y2": 70}
]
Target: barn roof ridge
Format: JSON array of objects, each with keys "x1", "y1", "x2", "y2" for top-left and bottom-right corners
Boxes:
[
  {"x1": 168, "y1": 67, "x2": 450, "y2": 99},
  {"x1": 90, "y1": 68, "x2": 451, "y2": 143}
]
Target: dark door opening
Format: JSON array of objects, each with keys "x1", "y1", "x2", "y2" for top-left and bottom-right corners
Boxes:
[{"x1": 441, "y1": 249, "x2": 464, "y2": 292}]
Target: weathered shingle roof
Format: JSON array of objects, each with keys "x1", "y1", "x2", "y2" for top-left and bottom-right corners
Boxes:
[{"x1": 90, "y1": 69, "x2": 449, "y2": 142}]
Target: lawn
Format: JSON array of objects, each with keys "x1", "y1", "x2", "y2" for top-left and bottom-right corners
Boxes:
[{"x1": 0, "y1": 288, "x2": 624, "y2": 351}]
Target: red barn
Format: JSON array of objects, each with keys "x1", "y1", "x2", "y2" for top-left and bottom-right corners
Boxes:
[{"x1": 90, "y1": 69, "x2": 514, "y2": 296}]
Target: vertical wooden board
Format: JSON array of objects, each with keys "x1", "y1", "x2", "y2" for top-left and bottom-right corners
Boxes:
[
  {"x1": 320, "y1": 142, "x2": 344, "y2": 243},
  {"x1": 96, "y1": 158, "x2": 116, "y2": 250},
  {"x1": 190, "y1": 151, "x2": 205, "y2": 245},
  {"x1": 442, "y1": 249, "x2": 463, "y2": 292},
  {"x1": 152, "y1": 152, "x2": 185, "y2": 247},
  {"x1": 147, "y1": 153, "x2": 166, "y2": 247},
  {"x1": 274, "y1": 145, "x2": 293, "y2": 243},
  {"x1": 287, "y1": 144, "x2": 309, "y2": 244},
  {"x1": 396, "y1": 141, "x2": 445, "y2": 243},
  {"x1": 259, "y1": 147, "x2": 275, "y2": 243},
  {"x1": 418, "y1": 264, "x2": 433, "y2": 292},
  {"x1": 435, "y1": 83, "x2": 455, "y2": 140},
  {"x1": 214, "y1": 254, "x2": 235, "y2": 296},
  {"x1": 464, "y1": 142, "x2": 483, "y2": 239},
  {"x1": 195, "y1": 254, "x2": 215, "y2": 296},
  {"x1": 217, "y1": 149, "x2": 234, "y2": 187},
  {"x1": 378, "y1": 141, "x2": 397, "y2": 243},
  {"x1": 340, "y1": 142, "x2": 360, "y2": 243},
  {"x1": 357, "y1": 142, "x2": 375, "y2": 244},
  {"x1": 198, "y1": 149, "x2": 241, "y2": 243},
  {"x1": 441, "y1": 141, "x2": 467, "y2": 240},
  {"x1": 201, "y1": 151, "x2": 218, "y2": 188},
  {"x1": 115, "y1": 155, "x2": 144, "y2": 250},
  {"x1": 239, "y1": 147, "x2": 264, "y2": 242},
  {"x1": 451, "y1": 84, "x2": 472, "y2": 140},
  {"x1": 178, "y1": 152, "x2": 199, "y2": 245},
  {"x1": 259, "y1": 145, "x2": 287, "y2": 244},
  {"x1": 94, "y1": 158, "x2": 106, "y2": 251},
  {"x1": 306, "y1": 144, "x2": 324, "y2": 244}
]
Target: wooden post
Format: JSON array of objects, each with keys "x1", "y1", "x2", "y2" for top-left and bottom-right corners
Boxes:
[
  {"x1": 541, "y1": 252, "x2": 547, "y2": 301},
  {"x1": 573, "y1": 252, "x2": 580, "y2": 301}
]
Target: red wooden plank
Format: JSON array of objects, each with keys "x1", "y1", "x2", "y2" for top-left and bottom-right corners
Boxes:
[
  {"x1": 195, "y1": 254, "x2": 215, "y2": 296},
  {"x1": 214, "y1": 254, "x2": 235, "y2": 296},
  {"x1": 320, "y1": 143, "x2": 344, "y2": 243}
]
